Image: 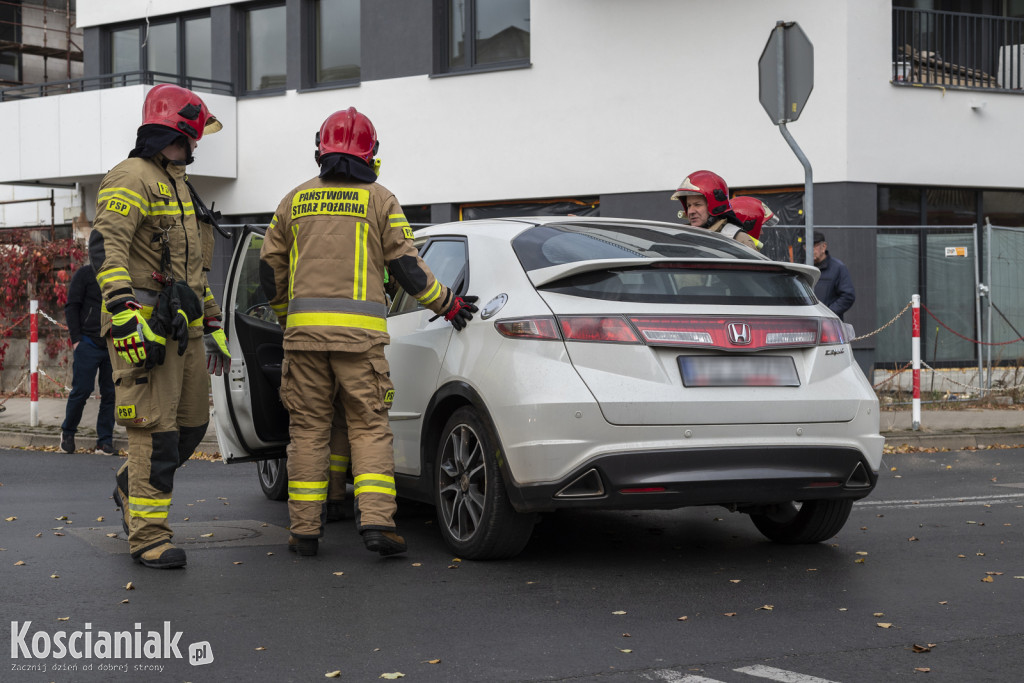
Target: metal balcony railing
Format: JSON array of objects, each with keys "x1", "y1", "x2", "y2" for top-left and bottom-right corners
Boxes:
[
  {"x1": 0, "y1": 71, "x2": 234, "y2": 102},
  {"x1": 893, "y1": 7, "x2": 1024, "y2": 92}
]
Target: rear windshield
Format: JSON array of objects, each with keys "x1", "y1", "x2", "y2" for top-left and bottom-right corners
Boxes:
[
  {"x1": 511, "y1": 224, "x2": 813, "y2": 306},
  {"x1": 512, "y1": 223, "x2": 762, "y2": 270}
]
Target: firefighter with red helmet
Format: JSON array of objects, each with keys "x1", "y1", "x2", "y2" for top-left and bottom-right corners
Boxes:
[
  {"x1": 89, "y1": 83, "x2": 230, "y2": 569},
  {"x1": 260, "y1": 107, "x2": 477, "y2": 558},
  {"x1": 727, "y1": 196, "x2": 779, "y2": 251},
  {"x1": 670, "y1": 170, "x2": 759, "y2": 250}
]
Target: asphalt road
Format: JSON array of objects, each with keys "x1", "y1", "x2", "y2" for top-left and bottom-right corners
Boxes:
[{"x1": 1, "y1": 446, "x2": 1022, "y2": 683}]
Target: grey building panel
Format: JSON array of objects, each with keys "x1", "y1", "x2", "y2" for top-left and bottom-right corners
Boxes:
[
  {"x1": 431, "y1": 203, "x2": 459, "y2": 224},
  {"x1": 600, "y1": 190, "x2": 683, "y2": 224},
  {"x1": 362, "y1": 0, "x2": 433, "y2": 81},
  {"x1": 286, "y1": 0, "x2": 302, "y2": 91},
  {"x1": 83, "y1": 27, "x2": 102, "y2": 79},
  {"x1": 210, "y1": 5, "x2": 237, "y2": 91}
]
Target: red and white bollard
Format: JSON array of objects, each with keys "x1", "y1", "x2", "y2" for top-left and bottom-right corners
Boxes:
[
  {"x1": 29, "y1": 299, "x2": 39, "y2": 427},
  {"x1": 911, "y1": 294, "x2": 921, "y2": 431}
]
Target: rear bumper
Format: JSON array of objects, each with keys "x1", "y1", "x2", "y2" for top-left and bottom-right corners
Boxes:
[{"x1": 505, "y1": 445, "x2": 877, "y2": 513}]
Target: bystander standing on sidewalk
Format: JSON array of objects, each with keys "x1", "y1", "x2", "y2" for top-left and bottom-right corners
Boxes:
[
  {"x1": 61, "y1": 263, "x2": 115, "y2": 454},
  {"x1": 813, "y1": 231, "x2": 856, "y2": 321}
]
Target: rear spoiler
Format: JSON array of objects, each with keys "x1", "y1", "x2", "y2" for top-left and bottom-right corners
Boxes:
[{"x1": 527, "y1": 258, "x2": 820, "y2": 288}]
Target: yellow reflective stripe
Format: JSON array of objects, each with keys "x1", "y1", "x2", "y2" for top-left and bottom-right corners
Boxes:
[
  {"x1": 329, "y1": 454, "x2": 350, "y2": 473},
  {"x1": 288, "y1": 480, "x2": 328, "y2": 501},
  {"x1": 99, "y1": 187, "x2": 150, "y2": 213},
  {"x1": 188, "y1": 317, "x2": 203, "y2": 327},
  {"x1": 354, "y1": 474, "x2": 395, "y2": 496},
  {"x1": 288, "y1": 225, "x2": 299, "y2": 300},
  {"x1": 270, "y1": 302, "x2": 289, "y2": 314},
  {"x1": 418, "y1": 280, "x2": 442, "y2": 306},
  {"x1": 354, "y1": 484, "x2": 397, "y2": 497},
  {"x1": 268, "y1": 215, "x2": 279, "y2": 231},
  {"x1": 288, "y1": 312, "x2": 387, "y2": 332},
  {"x1": 97, "y1": 267, "x2": 131, "y2": 287},
  {"x1": 128, "y1": 495, "x2": 171, "y2": 518},
  {"x1": 150, "y1": 205, "x2": 195, "y2": 216},
  {"x1": 129, "y1": 495, "x2": 172, "y2": 506},
  {"x1": 353, "y1": 222, "x2": 368, "y2": 300}
]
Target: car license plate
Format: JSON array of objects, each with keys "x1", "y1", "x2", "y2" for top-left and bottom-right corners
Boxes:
[{"x1": 678, "y1": 355, "x2": 800, "y2": 387}]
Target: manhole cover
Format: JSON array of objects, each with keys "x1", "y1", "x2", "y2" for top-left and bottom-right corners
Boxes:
[{"x1": 68, "y1": 519, "x2": 290, "y2": 554}]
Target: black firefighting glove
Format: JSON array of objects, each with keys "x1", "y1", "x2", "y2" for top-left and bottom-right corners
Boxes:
[
  {"x1": 159, "y1": 282, "x2": 204, "y2": 356},
  {"x1": 110, "y1": 300, "x2": 166, "y2": 369},
  {"x1": 443, "y1": 295, "x2": 478, "y2": 331}
]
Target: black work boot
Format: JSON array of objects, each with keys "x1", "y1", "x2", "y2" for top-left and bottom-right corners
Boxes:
[
  {"x1": 133, "y1": 543, "x2": 186, "y2": 569},
  {"x1": 362, "y1": 530, "x2": 408, "y2": 556},
  {"x1": 112, "y1": 470, "x2": 130, "y2": 537},
  {"x1": 288, "y1": 536, "x2": 319, "y2": 556}
]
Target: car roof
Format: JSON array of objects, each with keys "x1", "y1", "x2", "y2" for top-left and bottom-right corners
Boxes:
[{"x1": 415, "y1": 216, "x2": 720, "y2": 241}]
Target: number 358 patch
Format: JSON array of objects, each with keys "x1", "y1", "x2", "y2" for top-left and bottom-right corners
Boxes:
[{"x1": 106, "y1": 198, "x2": 131, "y2": 216}]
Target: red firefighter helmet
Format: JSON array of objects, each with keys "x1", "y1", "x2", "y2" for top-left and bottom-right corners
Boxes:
[
  {"x1": 317, "y1": 107, "x2": 378, "y2": 164},
  {"x1": 670, "y1": 170, "x2": 732, "y2": 217},
  {"x1": 730, "y1": 196, "x2": 779, "y2": 239},
  {"x1": 141, "y1": 84, "x2": 221, "y2": 141}
]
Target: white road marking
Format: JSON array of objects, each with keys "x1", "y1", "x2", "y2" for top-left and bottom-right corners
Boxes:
[
  {"x1": 734, "y1": 665, "x2": 841, "y2": 683},
  {"x1": 855, "y1": 492, "x2": 1024, "y2": 510},
  {"x1": 646, "y1": 672, "x2": 722, "y2": 682}
]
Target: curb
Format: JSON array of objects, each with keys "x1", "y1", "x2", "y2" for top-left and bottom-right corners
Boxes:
[
  {"x1": 0, "y1": 429, "x2": 220, "y2": 454},
  {"x1": 880, "y1": 431, "x2": 1024, "y2": 450}
]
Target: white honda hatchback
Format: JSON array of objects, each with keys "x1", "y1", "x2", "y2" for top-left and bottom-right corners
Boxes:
[{"x1": 212, "y1": 217, "x2": 883, "y2": 560}]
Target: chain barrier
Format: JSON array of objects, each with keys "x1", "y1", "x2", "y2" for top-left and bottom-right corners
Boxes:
[
  {"x1": 920, "y1": 302, "x2": 1024, "y2": 347},
  {"x1": 852, "y1": 300, "x2": 913, "y2": 342},
  {"x1": 1, "y1": 306, "x2": 71, "y2": 401},
  {"x1": 0, "y1": 312, "x2": 29, "y2": 337},
  {"x1": 37, "y1": 367, "x2": 71, "y2": 393},
  {"x1": 37, "y1": 308, "x2": 68, "y2": 330},
  {"x1": 872, "y1": 362, "x2": 912, "y2": 389},
  {"x1": 0, "y1": 371, "x2": 29, "y2": 406},
  {"x1": 919, "y1": 361, "x2": 1024, "y2": 394}
]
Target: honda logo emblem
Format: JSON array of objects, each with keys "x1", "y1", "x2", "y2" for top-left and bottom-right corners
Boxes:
[{"x1": 727, "y1": 322, "x2": 751, "y2": 345}]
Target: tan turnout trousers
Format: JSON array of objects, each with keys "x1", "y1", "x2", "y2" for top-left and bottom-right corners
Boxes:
[
  {"x1": 109, "y1": 336, "x2": 209, "y2": 556},
  {"x1": 281, "y1": 345, "x2": 395, "y2": 538}
]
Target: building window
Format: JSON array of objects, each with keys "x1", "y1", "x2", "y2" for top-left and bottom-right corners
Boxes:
[
  {"x1": 1, "y1": 1, "x2": 20, "y2": 85},
  {"x1": 245, "y1": 4, "x2": 287, "y2": 93},
  {"x1": 106, "y1": 15, "x2": 213, "y2": 90},
  {"x1": 443, "y1": 0, "x2": 529, "y2": 73},
  {"x1": 313, "y1": 0, "x2": 360, "y2": 85}
]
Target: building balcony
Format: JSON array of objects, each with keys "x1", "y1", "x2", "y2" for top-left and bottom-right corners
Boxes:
[{"x1": 0, "y1": 73, "x2": 236, "y2": 186}]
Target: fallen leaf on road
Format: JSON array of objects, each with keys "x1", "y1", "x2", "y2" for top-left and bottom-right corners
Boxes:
[
  {"x1": 618, "y1": 649, "x2": 632, "y2": 653},
  {"x1": 54, "y1": 532, "x2": 64, "y2": 537},
  {"x1": 120, "y1": 600, "x2": 129, "y2": 604},
  {"x1": 981, "y1": 576, "x2": 994, "y2": 582},
  {"x1": 677, "y1": 616, "x2": 688, "y2": 621},
  {"x1": 34, "y1": 533, "x2": 41, "y2": 538},
  {"x1": 380, "y1": 673, "x2": 405, "y2": 679},
  {"x1": 622, "y1": 633, "x2": 631, "y2": 637},
  {"x1": 985, "y1": 572, "x2": 1003, "y2": 576},
  {"x1": 855, "y1": 558, "x2": 866, "y2": 564},
  {"x1": 105, "y1": 533, "x2": 117, "y2": 538},
  {"x1": 55, "y1": 516, "x2": 68, "y2": 521},
  {"x1": 912, "y1": 644, "x2": 932, "y2": 653},
  {"x1": 939, "y1": 601, "x2": 948, "y2": 605},
  {"x1": 612, "y1": 610, "x2": 626, "y2": 615},
  {"x1": 855, "y1": 551, "x2": 869, "y2": 556},
  {"x1": 723, "y1": 612, "x2": 737, "y2": 617},
  {"x1": 96, "y1": 517, "x2": 104, "y2": 522},
  {"x1": 914, "y1": 667, "x2": 931, "y2": 673},
  {"x1": 877, "y1": 623, "x2": 893, "y2": 629},
  {"x1": 50, "y1": 574, "x2": 59, "y2": 579},
  {"x1": 14, "y1": 560, "x2": 25, "y2": 566},
  {"x1": 729, "y1": 579, "x2": 741, "y2": 583},
  {"x1": 333, "y1": 572, "x2": 344, "y2": 576},
  {"x1": 233, "y1": 562, "x2": 243, "y2": 565},
  {"x1": 874, "y1": 612, "x2": 885, "y2": 617},
  {"x1": 57, "y1": 617, "x2": 69, "y2": 621},
  {"x1": 411, "y1": 563, "x2": 421, "y2": 567},
  {"x1": 425, "y1": 659, "x2": 440, "y2": 664},
  {"x1": 125, "y1": 582, "x2": 134, "y2": 590},
  {"x1": 200, "y1": 533, "x2": 214, "y2": 538},
  {"x1": 908, "y1": 536, "x2": 919, "y2": 542},
  {"x1": 255, "y1": 647, "x2": 266, "y2": 651},
  {"x1": 757, "y1": 605, "x2": 773, "y2": 611},
  {"x1": 325, "y1": 672, "x2": 341, "y2": 678}
]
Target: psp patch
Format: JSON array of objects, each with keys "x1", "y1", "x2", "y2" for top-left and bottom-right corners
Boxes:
[
  {"x1": 384, "y1": 389, "x2": 394, "y2": 404},
  {"x1": 106, "y1": 198, "x2": 131, "y2": 216},
  {"x1": 117, "y1": 405, "x2": 136, "y2": 420},
  {"x1": 157, "y1": 182, "x2": 172, "y2": 198}
]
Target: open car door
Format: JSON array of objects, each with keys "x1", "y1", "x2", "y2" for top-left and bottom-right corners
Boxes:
[{"x1": 212, "y1": 225, "x2": 289, "y2": 465}]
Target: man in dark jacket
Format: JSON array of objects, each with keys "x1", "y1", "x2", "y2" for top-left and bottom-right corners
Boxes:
[
  {"x1": 812, "y1": 231, "x2": 856, "y2": 320},
  {"x1": 61, "y1": 263, "x2": 115, "y2": 454}
]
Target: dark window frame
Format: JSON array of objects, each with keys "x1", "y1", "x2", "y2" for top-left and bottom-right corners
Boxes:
[
  {"x1": 433, "y1": 0, "x2": 531, "y2": 76},
  {"x1": 103, "y1": 11, "x2": 212, "y2": 84},
  {"x1": 299, "y1": 0, "x2": 361, "y2": 92},
  {"x1": 240, "y1": 0, "x2": 288, "y2": 96}
]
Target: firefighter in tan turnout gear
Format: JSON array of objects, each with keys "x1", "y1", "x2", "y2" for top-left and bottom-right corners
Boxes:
[
  {"x1": 260, "y1": 107, "x2": 477, "y2": 557},
  {"x1": 89, "y1": 84, "x2": 231, "y2": 569}
]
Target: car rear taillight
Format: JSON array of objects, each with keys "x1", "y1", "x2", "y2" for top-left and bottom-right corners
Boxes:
[
  {"x1": 559, "y1": 316, "x2": 640, "y2": 343},
  {"x1": 494, "y1": 317, "x2": 561, "y2": 340},
  {"x1": 628, "y1": 316, "x2": 846, "y2": 351}
]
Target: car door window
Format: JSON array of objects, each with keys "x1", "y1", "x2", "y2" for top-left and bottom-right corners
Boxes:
[
  {"x1": 235, "y1": 234, "x2": 277, "y2": 323},
  {"x1": 389, "y1": 239, "x2": 468, "y2": 316}
]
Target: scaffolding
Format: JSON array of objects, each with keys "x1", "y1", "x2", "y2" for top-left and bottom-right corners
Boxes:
[{"x1": 0, "y1": 0, "x2": 82, "y2": 88}]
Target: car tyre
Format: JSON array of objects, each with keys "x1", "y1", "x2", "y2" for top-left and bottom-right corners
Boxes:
[
  {"x1": 749, "y1": 499, "x2": 853, "y2": 544},
  {"x1": 257, "y1": 458, "x2": 288, "y2": 501},
  {"x1": 434, "y1": 407, "x2": 534, "y2": 560}
]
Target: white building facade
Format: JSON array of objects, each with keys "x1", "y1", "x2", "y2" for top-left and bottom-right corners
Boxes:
[{"x1": 2, "y1": 0, "x2": 1022, "y2": 372}]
